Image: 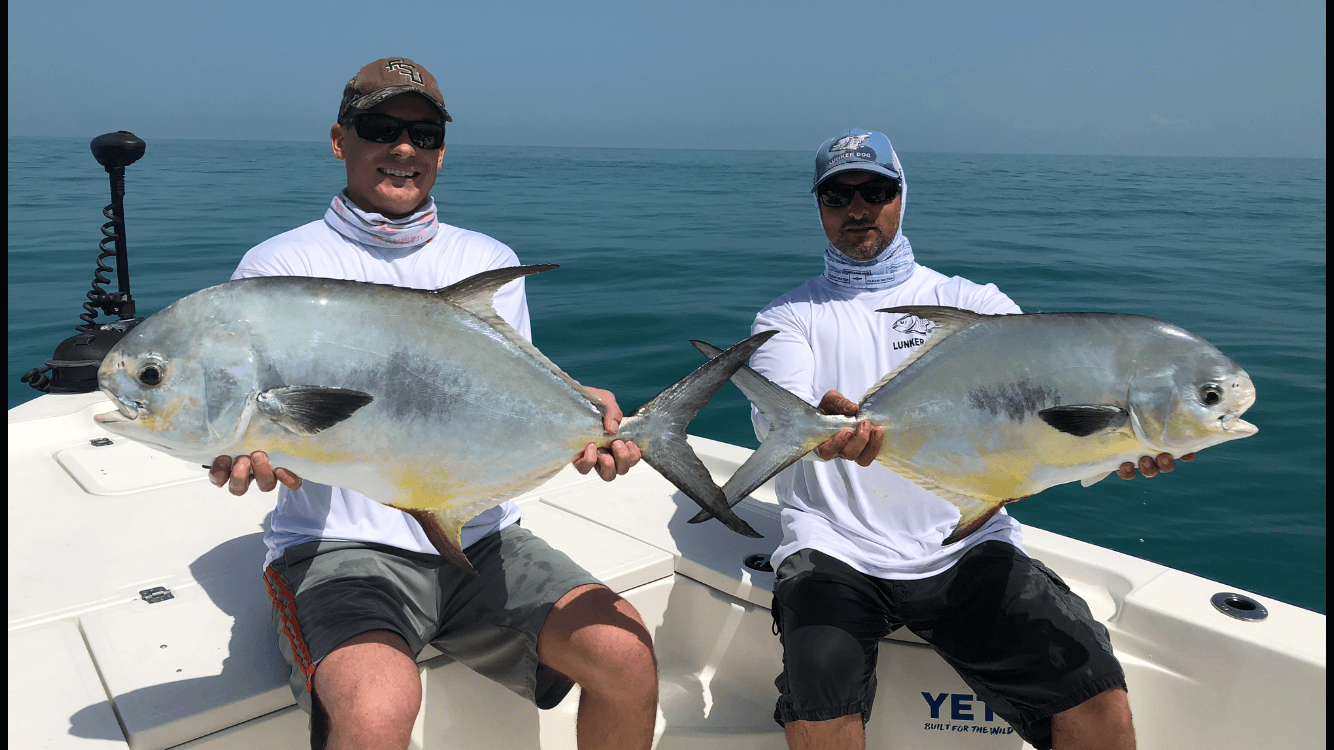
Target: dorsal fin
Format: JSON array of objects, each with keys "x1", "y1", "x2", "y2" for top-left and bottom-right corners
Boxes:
[
  {"x1": 862, "y1": 306, "x2": 986, "y2": 403},
  {"x1": 432, "y1": 265, "x2": 606, "y2": 414},
  {"x1": 882, "y1": 305, "x2": 985, "y2": 330},
  {"x1": 433, "y1": 264, "x2": 559, "y2": 314}
]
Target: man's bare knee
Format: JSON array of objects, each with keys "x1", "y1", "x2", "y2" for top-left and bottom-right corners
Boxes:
[
  {"x1": 1052, "y1": 686, "x2": 1134, "y2": 750},
  {"x1": 582, "y1": 624, "x2": 657, "y2": 700},
  {"x1": 1058, "y1": 685, "x2": 1132, "y2": 724},
  {"x1": 538, "y1": 586, "x2": 657, "y2": 700},
  {"x1": 313, "y1": 630, "x2": 421, "y2": 749},
  {"x1": 784, "y1": 714, "x2": 865, "y2": 750}
]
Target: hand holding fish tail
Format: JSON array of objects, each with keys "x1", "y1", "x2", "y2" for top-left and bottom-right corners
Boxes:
[
  {"x1": 813, "y1": 390, "x2": 884, "y2": 466},
  {"x1": 1118, "y1": 452, "x2": 1196, "y2": 480},
  {"x1": 573, "y1": 387, "x2": 643, "y2": 481},
  {"x1": 210, "y1": 451, "x2": 303, "y2": 496}
]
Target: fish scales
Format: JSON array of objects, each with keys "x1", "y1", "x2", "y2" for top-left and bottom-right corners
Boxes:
[{"x1": 96, "y1": 266, "x2": 771, "y2": 569}]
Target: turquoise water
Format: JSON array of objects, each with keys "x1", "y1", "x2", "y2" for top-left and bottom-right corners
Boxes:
[{"x1": 8, "y1": 137, "x2": 1325, "y2": 612}]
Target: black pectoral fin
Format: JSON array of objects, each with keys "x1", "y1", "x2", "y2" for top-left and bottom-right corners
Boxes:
[
  {"x1": 257, "y1": 386, "x2": 374, "y2": 436},
  {"x1": 1038, "y1": 405, "x2": 1129, "y2": 438}
]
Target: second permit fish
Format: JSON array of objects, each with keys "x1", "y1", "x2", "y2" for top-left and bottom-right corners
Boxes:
[{"x1": 691, "y1": 306, "x2": 1258, "y2": 544}]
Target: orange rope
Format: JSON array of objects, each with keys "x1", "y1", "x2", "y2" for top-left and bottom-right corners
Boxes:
[{"x1": 264, "y1": 565, "x2": 317, "y2": 693}]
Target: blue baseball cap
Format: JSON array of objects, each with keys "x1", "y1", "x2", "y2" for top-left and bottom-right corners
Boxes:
[{"x1": 812, "y1": 128, "x2": 901, "y2": 191}]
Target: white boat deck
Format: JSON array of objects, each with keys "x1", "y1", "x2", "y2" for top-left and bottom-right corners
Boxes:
[{"x1": 8, "y1": 392, "x2": 1326, "y2": 749}]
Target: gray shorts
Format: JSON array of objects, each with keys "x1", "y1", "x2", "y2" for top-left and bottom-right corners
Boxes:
[
  {"x1": 771, "y1": 543, "x2": 1125, "y2": 750},
  {"x1": 263, "y1": 523, "x2": 603, "y2": 721}
]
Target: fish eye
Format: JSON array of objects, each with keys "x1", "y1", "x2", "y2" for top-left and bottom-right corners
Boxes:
[
  {"x1": 1199, "y1": 384, "x2": 1223, "y2": 406},
  {"x1": 138, "y1": 364, "x2": 164, "y2": 387}
]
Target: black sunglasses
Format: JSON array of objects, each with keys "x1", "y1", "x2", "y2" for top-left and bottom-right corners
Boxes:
[
  {"x1": 345, "y1": 113, "x2": 445, "y2": 150},
  {"x1": 817, "y1": 180, "x2": 901, "y2": 208}
]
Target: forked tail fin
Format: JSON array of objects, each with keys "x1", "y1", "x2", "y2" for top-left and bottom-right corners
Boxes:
[
  {"x1": 617, "y1": 332, "x2": 778, "y2": 539},
  {"x1": 686, "y1": 339, "x2": 854, "y2": 524},
  {"x1": 692, "y1": 331, "x2": 1021, "y2": 547}
]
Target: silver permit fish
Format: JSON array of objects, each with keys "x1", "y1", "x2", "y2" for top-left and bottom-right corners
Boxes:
[
  {"x1": 94, "y1": 265, "x2": 769, "y2": 570},
  {"x1": 691, "y1": 306, "x2": 1258, "y2": 545}
]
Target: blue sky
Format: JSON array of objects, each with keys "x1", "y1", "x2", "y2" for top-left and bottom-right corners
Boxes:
[{"x1": 8, "y1": 1, "x2": 1325, "y2": 157}]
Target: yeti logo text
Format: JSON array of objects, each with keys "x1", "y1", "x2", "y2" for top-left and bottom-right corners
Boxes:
[
  {"x1": 830, "y1": 134, "x2": 871, "y2": 152},
  {"x1": 384, "y1": 59, "x2": 424, "y2": 85},
  {"x1": 920, "y1": 692, "x2": 1015, "y2": 735}
]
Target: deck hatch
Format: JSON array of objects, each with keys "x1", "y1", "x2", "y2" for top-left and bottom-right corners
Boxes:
[{"x1": 56, "y1": 438, "x2": 206, "y2": 495}]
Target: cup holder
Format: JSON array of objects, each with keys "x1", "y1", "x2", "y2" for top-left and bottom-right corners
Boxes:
[{"x1": 743, "y1": 554, "x2": 774, "y2": 573}]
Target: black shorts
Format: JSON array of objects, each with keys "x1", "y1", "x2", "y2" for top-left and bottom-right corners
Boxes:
[{"x1": 771, "y1": 542, "x2": 1126, "y2": 750}]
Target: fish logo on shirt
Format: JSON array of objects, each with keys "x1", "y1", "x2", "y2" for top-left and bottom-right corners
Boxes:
[
  {"x1": 893, "y1": 314, "x2": 936, "y2": 336},
  {"x1": 892, "y1": 314, "x2": 935, "y2": 350}
]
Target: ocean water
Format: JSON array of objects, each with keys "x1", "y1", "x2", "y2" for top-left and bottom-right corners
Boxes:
[{"x1": 7, "y1": 136, "x2": 1325, "y2": 612}]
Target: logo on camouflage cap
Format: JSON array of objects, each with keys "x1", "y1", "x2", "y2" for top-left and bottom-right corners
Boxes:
[
  {"x1": 384, "y1": 59, "x2": 425, "y2": 86},
  {"x1": 338, "y1": 57, "x2": 453, "y2": 123}
]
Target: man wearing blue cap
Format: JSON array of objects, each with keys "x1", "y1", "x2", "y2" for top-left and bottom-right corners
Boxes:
[{"x1": 745, "y1": 129, "x2": 1174, "y2": 750}]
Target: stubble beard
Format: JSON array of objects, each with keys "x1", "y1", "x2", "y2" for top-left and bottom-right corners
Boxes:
[{"x1": 832, "y1": 233, "x2": 893, "y2": 261}]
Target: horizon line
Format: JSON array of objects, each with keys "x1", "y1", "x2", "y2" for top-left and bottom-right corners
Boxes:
[{"x1": 5, "y1": 134, "x2": 1326, "y2": 161}]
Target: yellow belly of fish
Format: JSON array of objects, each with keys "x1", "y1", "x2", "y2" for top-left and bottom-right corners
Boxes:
[
  {"x1": 253, "y1": 432, "x2": 362, "y2": 467},
  {"x1": 249, "y1": 421, "x2": 603, "y2": 509},
  {"x1": 887, "y1": 426, "x2": 1148, "y2": 502},
  {"x1": 248, "y1": 418, "x2": 609, "y2": 563}
]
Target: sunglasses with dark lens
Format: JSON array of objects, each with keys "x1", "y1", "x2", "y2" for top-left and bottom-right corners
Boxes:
[
  {"x1": 346, "y1": 113, "x2": 445, "y2": 150},
  {"x1": 817, "y1": 180, "x2": 901, "y2": 208}
]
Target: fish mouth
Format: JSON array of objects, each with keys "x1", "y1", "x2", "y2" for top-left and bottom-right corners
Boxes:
[
  {"x1": 1219, "y1": 411, "x2": 1258, "y2": 435},
  {"x1": 95, "y1": 391, "x2": 142, "y2": 424}
]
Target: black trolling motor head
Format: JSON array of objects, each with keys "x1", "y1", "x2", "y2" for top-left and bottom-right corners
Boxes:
[
  {"x1": 21, "y1": 131, "x2": 148, "y2": 394},
  {"x1": 92, "y1": 131, "x2": 146, "y2": 171}
]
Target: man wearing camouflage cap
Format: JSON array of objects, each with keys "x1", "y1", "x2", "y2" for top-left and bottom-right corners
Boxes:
[
  {"x1": 210, "y1": 58, "x2": 656, "y2": 750},
  {"x1": 743, "y1": 128, "x2": 1187, "y2": 750}
]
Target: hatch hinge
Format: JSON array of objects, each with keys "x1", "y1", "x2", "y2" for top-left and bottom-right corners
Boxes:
[{"x1": 139, "y1": 586, "x2": 174, "y2": 604}]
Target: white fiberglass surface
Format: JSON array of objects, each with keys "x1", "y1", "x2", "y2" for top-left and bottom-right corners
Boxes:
[{"x1": 6, "y1": 396, "x2": 1326, "y2": 750}]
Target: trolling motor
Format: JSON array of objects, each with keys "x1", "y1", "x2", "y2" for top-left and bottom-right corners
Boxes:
[{"x1": 21, "y1": 132, "x2": 147, "y2": 394}]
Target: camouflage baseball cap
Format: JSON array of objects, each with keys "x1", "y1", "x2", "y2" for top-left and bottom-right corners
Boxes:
[{"x1": 337, "y1": 58, "x2": 453, "y2": 123}]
